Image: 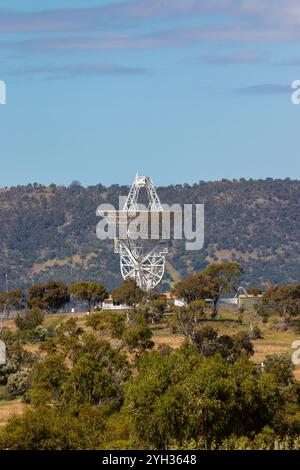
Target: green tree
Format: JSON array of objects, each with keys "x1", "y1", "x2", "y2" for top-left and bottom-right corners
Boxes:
[
  {"x1": 29, "y1": 329, "x2": 130, "y2": 413},
  {"x1": 28, "y1": 281, "x2": 70, "y2": 313},
  {"x1": 257, "y1": 284, "x2": 300, "y2": 324},
  {"x1": 0, "y1": 405, "x2": 106, "y2": 450},
  {"x1": 263, "y1": 354, "x2": 295, "y2": 386},
  {"x1": 202, "y1": 262, "x2": 243, "y2": 315},
  {"x1": 172, "y1": 273, "x2": 216, "y2": 304},
  {"x1": 0, "y1": 290, "x2": 26, "y2": 331},
  {"x1": 122, "y1": 316, "x2": 154, "y2": 353},
  {"x1": 173, "y1": 262, "x2": 243, "y2": 316},
  {"x1": 69, "y1": 281, "x2": 108, "y2": 312},
  {"x1": 203, "y1": 262, "x2": 243, "y2": 293},
  {"x1": 0, "y1": 289, "x2": 25, "y2": 313},
  {"x1": 86, "y1": 311, "x2": 125, "y2": 339},
  {"x1": 60, "y1": 334, "x2": 131, "y2": 412},
  {"x1": 170, "y1": 301, "x2": 206, "y2": 344},
  {"x1": 193, "y1": 327, "x2": 254, "y2": 363},
  {"x1": 28, "y1": 354, "x2": 69, "y2": 406},
  {"x1": 146, "y1": 296, "x2": 168, "y2": 325},
  {"x1": 49, "y1": 318, "x2": 84, "y2": 357},
  {"x1": 124, "y1": 345, "x2": 300, "y2": 449},
  {"x1": 112, "y1": 280, "x2": 145, "y2": 322}
]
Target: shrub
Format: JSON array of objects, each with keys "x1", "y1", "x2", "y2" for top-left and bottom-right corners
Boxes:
[
  {"x1": 20, "y1": 325, "x2": 49, "y2": 343},
  {"x1": 249, "y1": 325, "x2": 263, "y2": 339},
  {"x1": 0, "y1": 360, "x2": 19, "y2": 386},
  {"x1": 15, "y1": 308, "x2": 44, "y2": 331},
  {"x1": 7, "y1": 370, "x2": 31, "y2": 397}
]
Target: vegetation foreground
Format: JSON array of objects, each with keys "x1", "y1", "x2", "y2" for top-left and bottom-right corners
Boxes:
[{"x1": 1, "y1": 263, "x2": 300, "y2": 450}]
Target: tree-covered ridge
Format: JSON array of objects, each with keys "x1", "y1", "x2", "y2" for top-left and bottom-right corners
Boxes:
[{"x1": 0, "y1": 178, "x2": 299, "y2": 291}]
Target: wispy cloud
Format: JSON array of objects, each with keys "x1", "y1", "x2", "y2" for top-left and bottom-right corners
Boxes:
[
  {"x1": 0, "y1": 1, "x2": 299, "y2": 61},
  {"x1": 281, "y1": 58, "x2": 300, "y2": 66},
  {"x1": 200, "y1": 50, "x2": 268, "y2": 65},
  {"x1": 236, "y1": 84, "x2": 291, "y2": 95},
  {"x1": 4, "y1": 63, "x2": 147, "y2": 79},
  {"x1": 0, "y1": 1, "x2": 257, "y2": 34},
  {"x1": 1, "y1": 1, "x2": 299, "y2": 33},
  {"x1": 1, "y1": 25, "x2": 299, "y2": 56}
]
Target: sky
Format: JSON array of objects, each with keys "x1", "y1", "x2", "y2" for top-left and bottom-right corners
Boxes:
[{"x1": 0, "y1": 0, "x2": 300, "y2": 187}]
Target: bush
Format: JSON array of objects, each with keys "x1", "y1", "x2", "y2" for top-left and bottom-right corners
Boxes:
[
  {"x1": 86, "y1": 312, "x2": 125, "y2": 339},
  {"x1": 7, "y1": 370, "x2": 31, "y2": 397},
  {"x1": 0, "y1": 405, "x2": 106, "y2": 450},
  {"x1": 124, "y1": 345, "x2": 300, "y2": 449},
  {"x1": 122, "y1": 317, "x2": 154, "y2": 352},
  {"x1": 15, "y1": 308, "x2": 44, "y2": 331},
  {"x1": 193, "y1": 327, "x2": 254, "y2": 363},
  {"x1": 0, "y1": 359, "x2": 19, "y2": 386},
  {"x1": 20, "y1": 325, "x2": 49, "y2": 343},
  {"x1": 249, "y1": 325, "x2": 263, "y2": 339}
]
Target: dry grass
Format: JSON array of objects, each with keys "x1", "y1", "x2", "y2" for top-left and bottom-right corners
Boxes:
[
  {"x1": 0, "y1": 399, "x2": 26, "y2": 427},
  {"x1": 252, "y1": 330, "x2": 297, "y2": 363},
  {"x1": 29, "y1": 252, "x2": 98, "y2": 275},
  {"x1": 4, "y1": 309, "x2": 300, "y2": 367},
  {"x1": 152, "y1": 327, "x2": 184, "y2": 349},
  {"x1": 56, "y1": 309, "x2": 300, "y2": 380},
  {"x1": 2, "y1": 319, "x2": 17, "y2": 332},
  {"x1": 152, "y1": 310, "x2": 300, "y2": 379}
]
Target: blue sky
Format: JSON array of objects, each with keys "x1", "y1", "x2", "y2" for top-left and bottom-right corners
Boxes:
[{"x1": 0, "y1": 0, "x2": 300, "y2": 187}]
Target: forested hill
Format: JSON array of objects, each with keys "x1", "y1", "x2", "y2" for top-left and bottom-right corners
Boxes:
[{"x1": 0, "y1": 178, "x2": 299, "y2": 292}]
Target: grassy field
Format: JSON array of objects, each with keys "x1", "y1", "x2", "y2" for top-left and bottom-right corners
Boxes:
[
  {"x1": 0, "y1": 307, "x2": 299, "y2": 426},
  {"x1": 152, "y1": 309, "x2": 300, "y2": 378}
]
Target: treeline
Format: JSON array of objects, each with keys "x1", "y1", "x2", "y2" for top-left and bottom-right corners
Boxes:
[
  {"x1": 1, "y1": 178, "x2": 300, "y2": 291},
  {"x1": 2, "y1": 261, "x2": 300, "y2": 329}
]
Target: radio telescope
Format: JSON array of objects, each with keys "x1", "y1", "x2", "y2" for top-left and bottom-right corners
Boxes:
[{"x1": 99, "y1": 175, "x2": 169, "y2": 291}]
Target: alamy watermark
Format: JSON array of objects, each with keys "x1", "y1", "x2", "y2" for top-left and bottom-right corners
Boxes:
[
  {"x1": 0, "y1": 80, "x2": 6, "y2": 105},
  {"x1": 96, "y1": 197, "x2": 204, "y2": 251},
  {"x1": 0, "y1": 340, "x2": 6, "y2": 365},
  {"x1": 292, "y1": 340, "x2": 300, "y2": 365},
  {"x1": 291, "y1": 80, "x2": 300, "y2": 105}
]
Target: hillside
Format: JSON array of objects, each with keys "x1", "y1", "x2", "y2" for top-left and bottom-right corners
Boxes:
[{"x1": 0, "y1": 178, "x2": 299, "y2": 292}]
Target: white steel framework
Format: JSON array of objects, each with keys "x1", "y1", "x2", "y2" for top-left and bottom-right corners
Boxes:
[{"x1": 105, "y1": 176, "x2": 168, "y2": 291}]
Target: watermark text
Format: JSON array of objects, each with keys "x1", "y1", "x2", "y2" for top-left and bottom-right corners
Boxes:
[{"x1": 0, "y1": 80, "x2": 6, "y2": 105}]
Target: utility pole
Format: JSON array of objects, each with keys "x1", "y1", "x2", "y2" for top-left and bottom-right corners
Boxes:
[
  {"x1": 1, "y1": 273, "x2": 8, "y2": 329},
  {"x1": 70, "y1": 238, "x2": 76, "y2": 279}
]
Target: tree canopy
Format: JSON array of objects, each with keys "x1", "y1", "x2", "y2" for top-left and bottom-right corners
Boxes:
[
  {"x1": 173, "y1": 262, "x2": 243, "y2": 314},
  {"x1": 28, "y1": 281, "x2": 70, "y2": 313},
  {"x1": 69, "y1": 281, "x2": 108, "y2": 312}
]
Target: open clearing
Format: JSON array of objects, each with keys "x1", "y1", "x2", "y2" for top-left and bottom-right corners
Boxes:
[{"x1": 0, "y1": 399, "x2": 25, "y2": 427}]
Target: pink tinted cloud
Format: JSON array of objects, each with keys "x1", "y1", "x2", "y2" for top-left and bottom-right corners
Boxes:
[
  {"x1": 0, "y1": 1, "x2": 300, "y2": 54},
  {"x1": 0, "y1": 1, "x2": 237, "y2": 34},
  {"x1": 0, "y1": 0, "x2": 298, "y2": 34},
  {"x1": 2, "y1": 25, "x2": 299, "y2": 55}
]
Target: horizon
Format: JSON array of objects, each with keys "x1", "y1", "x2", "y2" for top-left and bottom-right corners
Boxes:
[
  {"x1": 0, "y1": 175, "x2": 299, "y2": 190},
  {"x1": 1, "y1": 0, "x2": 300, "y2": 187}
]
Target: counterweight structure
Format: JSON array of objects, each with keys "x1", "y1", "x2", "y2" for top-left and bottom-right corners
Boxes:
[{"x1": 100, "y1": 176, "x2": 169, "y2": 291}]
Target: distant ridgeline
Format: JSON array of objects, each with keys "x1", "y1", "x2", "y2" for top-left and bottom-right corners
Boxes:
[{"x1": 0, "y1": 178, "x2": 299, "y2": 292}]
